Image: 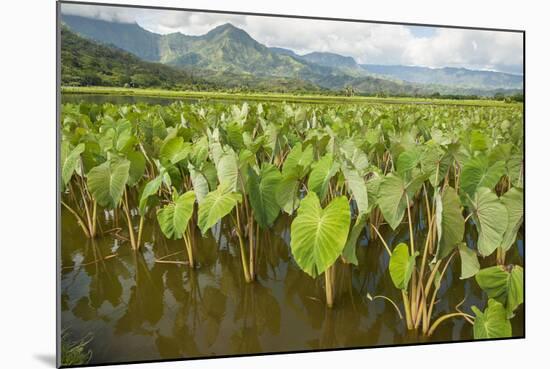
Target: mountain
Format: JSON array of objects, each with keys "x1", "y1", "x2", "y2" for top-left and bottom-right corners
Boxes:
[
  {"x1": 301, "y1": 52, "x2": 359, "y2": 69},
  {"x1": 361, "y1": 64, "x2": 523, "y2": 90},
  {"x1": 60, "y1": 27, "x2": 200, "y2": 89},
  {"x1": 61, "y1": 14, "x2": 523, "y2": 96},
  {"x1": 62, "y1": 15, "x2": 161, "y2": 61},
  {"x1": 60, "y1": 27, "x2": 323, "y2": 93}
]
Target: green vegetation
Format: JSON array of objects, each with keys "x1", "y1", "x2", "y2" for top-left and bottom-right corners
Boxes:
[
  {"x1": 62, "y1": 86, "x2": 520, "y2": 107},
  {"x1": 61, "y1": 98, "x2": 523, "y2": 340},
  {"x1": 61, "y1": 27, "x2": 202, "y2": 90},
  {"x1": 60, "y1": 331, "x2": 92, "y2": 366}
]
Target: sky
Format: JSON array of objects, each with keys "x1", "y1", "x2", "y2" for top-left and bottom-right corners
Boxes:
[{"x1": 61, "y1": 3, "x2": 524, "y2": 75}]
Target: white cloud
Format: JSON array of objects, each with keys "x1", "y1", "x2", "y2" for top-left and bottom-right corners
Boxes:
[{"x1": 61, "y1": 3, "x2": 523, "y2": 74}]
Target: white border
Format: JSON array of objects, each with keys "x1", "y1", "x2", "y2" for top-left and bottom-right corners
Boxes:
[{"x1": 1, "y1": 0, "x2": 546, "y2": 368}]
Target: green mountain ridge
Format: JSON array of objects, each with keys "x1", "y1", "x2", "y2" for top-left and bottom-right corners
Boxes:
[
  {"x1": 61, "y1": 14, "x2": 523, "y2": 96},
  {"x1": 60, "y1": 27, "x2": 323, "y2": 93}
]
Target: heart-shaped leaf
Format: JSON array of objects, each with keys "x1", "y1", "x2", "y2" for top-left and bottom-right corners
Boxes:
[
  {"x1": 468, "y1": 188, "x2": 508, "y2": 257},
  {"x1": 290, "y1": 192, "x2": 351, "y2": 277},
  {"x1": 472, "y1": 299, "x2": 512, "y2": 339},
  {"x1": 198, "y1": 182, "x2": 242, "y2": 234},
  {"x1": 247, "y1": 164, "x2": 282, "y2": 228},
  {"x1": 389, "y1": 243, "x2": 418, "y2": 290},
  {"x1": 157, "y1": 191, "x2": 196, "y2": 240},
  {"x1": 87, "y1": 159, "x2": 130, "y2": 209}
]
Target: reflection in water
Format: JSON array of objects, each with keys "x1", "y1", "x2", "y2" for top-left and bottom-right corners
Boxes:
[{"x1": 61, "y1": 201, "x2": 524, "y2": 365}]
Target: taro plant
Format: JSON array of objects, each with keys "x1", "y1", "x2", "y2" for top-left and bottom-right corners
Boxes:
[
  {"x1": 290, "y1": 192, "x2": 351, "y2": 308},
  {"x1": 157, "y1": 190, "x2": 197, "y2": 267},
  {"x1": 371, "y1": 147, "x2": 475, "y2": 335},
  {"x1": 61, "y1": 142, "x2": 97, "y2": 238}
]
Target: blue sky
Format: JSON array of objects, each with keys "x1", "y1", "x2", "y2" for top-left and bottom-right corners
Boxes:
[{"x1": 61, "y1": 3, "x2": 523, "y2": 74}]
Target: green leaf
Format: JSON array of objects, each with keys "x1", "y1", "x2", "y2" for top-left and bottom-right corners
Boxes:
[
  {"x1": 283, "y1": 143, "x2": 313, "y2": 179},
  {"x1": 188, "y1": 164, "x2": 210, "y2": 204},
  {"x1": 377, "y1": 174, "x2": 407, "y2": 230},
  {"x1": 458, "y1": 243, "x2": 479, "y2": 279},
  {"x1": 198, "y1": 182, "x2": 242, "y2": 234},
  {"x1": 339, "y1": 139, "x2": 369, "y2": 174},
  {"x1": 396, "y1": 148, "x2": 421, "y2": 178},
  {"x1": 290, "y1": 192, "x2": 351, "y2": 277},
  {"x1": 216, "y1": 150, "x2": 240, "y2": 192},
  {"x1": 475, "y1": 265, "x2": 524, "y2": 318},
  {"x1": 307, "y1": 154, "x2": 338, "y2": 202},
  {"x1": 342, "y1": 214, "x2": 366, "y2": 265},
  {"x1": 435, "y1": 187, "x2": 465, "y2": 259},
  {"x1": 126, "y1": 151, "x2": 145, "y2": 187},
  {"x1": 460, "y1": 156, "x2": 505, "y2": 200},
  {"x1": 500, "y1": 187, "x2": 524, "y2": 252},
  {"x1": 342, "y1": 165, "x2": 369, "y2": 215},
  {"x1": 247, "y1": 164, "x2": 282, "y2": 228},
  {"x1": 157, "y1": 191, "x2": 196, "y2": 240},
  {"x1": 276, "y1": 174, "x2": 300, "y2": 215},
  {"x1": 87, "y1": 159, "x2": 130, "y2": 209},
  {"x1": 389, "y1": 243, "x2": 417, "y2": 290},
  {"x1": 469, "y1": 188, "x2": 508, "y2": 257},
  {"x1": 159, "y1": 137, "x2": 190, "y2": 164},
  {"x1": 472, "y1": 299, "x2": 512, "y2": 339},
  {"x1": 366, "y1": 175, "x2": 382, "y2": 213},
  {"x1": 470, "y1": 130, "x2": 489, "y2": 152},
  {"x1": 138, "y1": 174, "x2": 163, "y2": 216},
  {"x1": 61, "y1": 143, "x2": 85, "y2": 188}
]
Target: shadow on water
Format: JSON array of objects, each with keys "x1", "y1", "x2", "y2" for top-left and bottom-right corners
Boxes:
[{"x1": 60, "y1": 193, "x2": 524, "y2": 365}]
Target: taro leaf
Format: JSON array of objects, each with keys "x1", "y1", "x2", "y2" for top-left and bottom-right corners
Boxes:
[
  {"x1": 389, "y1": 243, "x2": 418, "y2": 290},
  {"x1": 377, "y1": 174, "x2": 407, "y2": 230},
  {"x1": 421, "y1": 144, "x2": 452, "y2": 187},
  {"x1": 342, "y1": 165, "x2": 368, "y2": 215},
  {"x1": 475, "y1": 265, "x2": 524, "y2": 318},
  {"x1": 188, "y1": 164, "x2": 210, "y2": 204},
  {"x1": 366, "y1": 175, "x2": 382, "y2": 213},
  {"x1": 342, "y1": 214, "x2": 366, "y2": 265},
  {"x1": 216, "y1": 150, "x2": 240, "y2": 192},
  {"x1": 198, "y1": 182, "x2": 242, "y2": 234},
  {"x1": 276, "y1": 174, "x2": 300, "y2": 215},
  {"x1": 472, "y1": 299, "x2": 512, "y2": 339},
  {"x1": 226, "y1": 122, "x2": 244, "y2": 150},
  {"x1": 340, "y1": 139, "x2": 369, "y2": 174},
  {"x1": 470, "y1": 130, "x2": 489, "y2": 152},
  {"x1": 469, "y1": 188, "x2": 507, "y2": 257},
  {"x1": 139, "y1": 174, "x2": 163, "y2": 216},
  {"x1": 460, "y1": 156, "x2": 505, "y2": 200},
  {"x1": 377, "y1": 173, "x2": 424, "y2": 230},
  {"x1": 458, "y1": 243, "x2": 480, "y2": 279},
  {"x1": 308, "y1": 154, "x2": 338, "y2": 202},
  {"x1": 283, "y1": 143, "x2": 313, "y2": 179},
  {"x1": 159, "y1": 137, "x2": 190, "y2": 164},
  {"x1": 202, "y1": 161, "x2": 219, "y2": 192},
  {"x1": 87, "y1": 159, "x2": 130, "y2": 209},
  {"x1": 209, "y1": 140, "x2": 224, "y2": 166},
  {"x1": 126, "y1": 151, "x2": 145, "y2": 187},
  {"x1": 290, "y1": 192, "x2": 351, "y2": 277},
  {"x1": 247, "y1": 164, "x2": 282, "y2": 228},
  {"x1": 507, "y1": 153, "x2": 523, "y2": 187},
  {"x1": 435, "y1": 187, "x2": 465, "y2": 260},
  {"x1": 81, "y1": 141, "x2": 105, "y2": 175},
  {"x1": 396, "y1": 148, "x2": 421, "y2": 179},
  {"x1": 500, "y1": 187, "x2": 524, "y2": 252},
  {"x1": 188, "y1": 136, "x2": 209, "y2": 167},
  {"x1": 157, "y1": 191, "x2": 196, "y2": 240},
  {"x1": 61, "y1": 142, "x2": 85, "y2": 188}
]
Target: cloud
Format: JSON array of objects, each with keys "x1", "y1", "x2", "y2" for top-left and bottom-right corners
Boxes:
[{"x1": 61, "y1": 3, "x2": 523, "y2": 74}]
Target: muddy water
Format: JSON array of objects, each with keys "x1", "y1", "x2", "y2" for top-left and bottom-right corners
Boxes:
[{"x1": 60, "y1": 201, "x2": 524, "y2": 366}]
